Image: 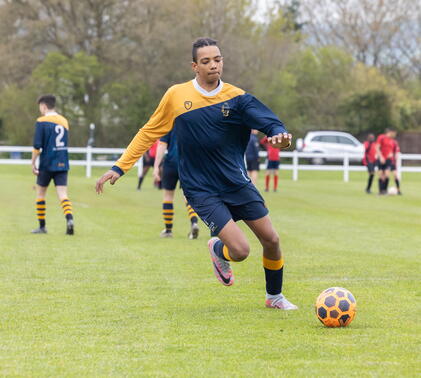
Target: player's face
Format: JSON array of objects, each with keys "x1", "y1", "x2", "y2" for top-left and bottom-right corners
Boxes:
[
  {"x1": 39, "y1": 103, "x2": 47, "y2": 115},
  {"x1": 192, "y1": 45, "x2": 223, "y2": 86}
]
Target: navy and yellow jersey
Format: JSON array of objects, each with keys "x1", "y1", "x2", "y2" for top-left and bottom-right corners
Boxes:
[
  {"x1": 112, "y1": 79, "x2": 287, "y2": 197},
  {"x1": 33, "y1": 113, "x2": 70, "y2": 172},
  {"x1": 160, "y1": 130, "x2": 178, "y2": 169}
]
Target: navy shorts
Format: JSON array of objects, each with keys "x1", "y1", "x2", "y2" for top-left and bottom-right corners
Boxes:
[
  {"x1": 246, "y1": 158, "x2": 260, "y2": 171},
  {"x1": 267, "y1": 160, "x2": 280, "y2": 170},
  {"x1": 37, "y1": 170, "x2": 68, "y2": 187},
  {"x1": 187, "y1": 183, "x2": 268, "y2": 236},
  {"x1": 379, "y1": 159, "x2": 392, "y2": 171},
  {"x1": 162, "y1": 164, "x2": 179, "y2": 190},
  {"x1": 367, "y1": 161, "x2": 376, "y2": 174}
]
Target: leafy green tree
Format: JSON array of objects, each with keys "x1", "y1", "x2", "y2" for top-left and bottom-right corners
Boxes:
[{"x1": 339, "y1": 90, "x2": 394, "y2": 136}]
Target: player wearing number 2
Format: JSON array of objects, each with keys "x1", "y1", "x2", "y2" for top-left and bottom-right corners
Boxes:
[{"x1": 31, "y1": 94, "x2": 74, "y2": 235}]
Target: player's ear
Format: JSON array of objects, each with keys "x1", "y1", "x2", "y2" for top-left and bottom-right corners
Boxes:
[{"x1": 191, "y1": 61, "x2": 198, "y2": 73}]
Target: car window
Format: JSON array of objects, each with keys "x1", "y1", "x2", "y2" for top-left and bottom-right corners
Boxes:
[
  {"x1": 311, "y1": 136, "x2": 323, "y2": 142},
  {"x1": 337, "y1": 136, "x2": 356, "y2": 145},
  {"x1": 320, "y1": 135, "x2": 338, "y2": 143}
]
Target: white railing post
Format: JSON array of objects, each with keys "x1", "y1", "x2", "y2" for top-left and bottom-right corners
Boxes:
[
  {"x1": 86, "y1": 145, "x2": 92, "y2": 178},
  {"x1": 343, "y1": 153, "x2": 349, "y2": 182},
  {"x1": 293, "y1": 150, "x2": 298, "y2": 181}
]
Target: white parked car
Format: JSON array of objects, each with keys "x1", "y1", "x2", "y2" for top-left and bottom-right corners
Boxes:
[{"x1": 297, "y1": 131, "x2": 364, "y2": 164}]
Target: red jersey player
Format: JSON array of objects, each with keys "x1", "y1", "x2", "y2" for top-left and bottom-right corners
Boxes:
[
  {"x1": 390, "y1": 137, "x2": 402, "y2": 195},
  {"x1": 362, "y1": 133, "x2": 377, "y2": 194},
  {"x1": 376, "y1": 128, "x2": 397, "y2": 194},
  {"x1": 261, "y1": 136, "x2": 281, "y2": 192}
]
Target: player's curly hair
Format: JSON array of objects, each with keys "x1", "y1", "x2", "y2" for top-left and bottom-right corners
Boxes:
[
  {"x1": 192, "y1": 37, "x2": 218, "y2": 62},
  {"x1": 37, "y1": 94, "x2": 56, "y2": 109}
]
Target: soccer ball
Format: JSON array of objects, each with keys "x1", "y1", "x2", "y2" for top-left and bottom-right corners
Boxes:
[
  {"x1": 388, "y1": 186, "x2": 398, "y2": 195},
  {"x1": 315, "y1": 287, "x2": 356, "y2": 327}
]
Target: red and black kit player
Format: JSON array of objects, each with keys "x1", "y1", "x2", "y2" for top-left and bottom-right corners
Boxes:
[
  {"x1": 362, "y1": 133, "x2": 377, "y2": 194},
  {"x1": 390, "y1": 137, "x2": 402, "y2": 195},
  {"x1": 376, "y1": 128, "x2": 396, "y2": 195}
]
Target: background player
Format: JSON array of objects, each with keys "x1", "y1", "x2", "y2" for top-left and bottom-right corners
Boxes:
[
  {"x1": 153, "y1": 130, "x2": 200, "y2": 239},
  {"x1": 137, "y1": 140, "x2": 159, "y2": 190},
  {"x1": 390, "y1": 134, "x2": 402, "y2": 195},
  {"x1": 260, "y1": 136, "x2": 281, "y2": 192},
  {"x1": 362, "y1": 133, "x2": 377, "y2": 194},
  {"x1": 245, "y1": 129, "x2": 260, "y2": 185},
  {"x1": 96, "y1": 37, "x2": 297, "y2": 311},
  {"x1": 376, "y1": 128, "x2": 396, "y2": 195},
  {"x1": 31, "y1": 94, "x2": 74, "y2": 235}
]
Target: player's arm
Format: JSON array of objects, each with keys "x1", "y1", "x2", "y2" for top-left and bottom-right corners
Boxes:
[
  {"x1": 32, "y1": 122, "x2": 43, "y2": 175},
  {"x1": 153, "y1": 141, "x2": 168, "y2": 182},
  {"x1": 240, "y1": 94, "x2": 291, "y2": 149},
  {"x1": 375, "y1": 137, "x2": 384, "y2": 163},
  {"x1": 96, "y1": 88, "x2": 175, "y2": 194},
  {"x1": 31, "y1": 149, "x2": 40, "y2": 175}
]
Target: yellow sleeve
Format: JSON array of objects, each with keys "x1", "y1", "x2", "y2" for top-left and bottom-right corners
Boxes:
[{"x1": 114, "y1": 87, "x2": 175, "y2": 173}]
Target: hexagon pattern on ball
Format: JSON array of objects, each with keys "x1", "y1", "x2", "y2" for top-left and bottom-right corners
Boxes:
[{"x1": 315, "y1": 287, "x2": 356, "y2": 327}]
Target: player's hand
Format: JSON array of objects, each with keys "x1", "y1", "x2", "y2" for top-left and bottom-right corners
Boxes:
[
  {"x1": 32, "y1": 165, "x2": 39, "y2": 176},
  {"x1": 95, "y1": 170, "x2": 121, "y2": 194},
  {"x1": 380, "y1": 156, "x2": 385, "y2": 164},
  {"x1": 267, "y1": 133, "x2": 292, "y2": 149},
  {"x1": 153, "y1": 167, "x2": 161, "y2": 182}
]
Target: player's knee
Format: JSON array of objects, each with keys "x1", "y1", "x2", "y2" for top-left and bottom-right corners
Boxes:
[
  {"x1": 230, "y1": 242, "x2": 250, "y2": 261},
  {"x1": 261, "y1": 232, "x2": 280, "y2": 250}
]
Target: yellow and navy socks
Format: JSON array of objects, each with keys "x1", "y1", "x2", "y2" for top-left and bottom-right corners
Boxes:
[
  {"x1": 263, "y1": 256, "x2": 284, "y2": 295},
  {"x1": 36, "y1": 198, "x2": 46, "y2": 228},
  {"x1": 61, "y1": 198, "x2": 73, "y2": 221},
  {"x1": 185, "y1": 202, "x2": 198, "y2": 224},
  {"x1": 213, "y1": 240, "x2": 233, "y2": 261},
  {"x1": 163, "y1": 201, "x2": 174, "y2": 233}
]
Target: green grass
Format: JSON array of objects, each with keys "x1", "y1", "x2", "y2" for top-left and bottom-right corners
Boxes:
[{"x1": 0, "y1": 165, "x2": 420, "y2": 377}]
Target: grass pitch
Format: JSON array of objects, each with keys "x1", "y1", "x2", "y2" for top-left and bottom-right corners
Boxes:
[{"x1": 0, "y1": 165, "x2": 420, "y2": 376}]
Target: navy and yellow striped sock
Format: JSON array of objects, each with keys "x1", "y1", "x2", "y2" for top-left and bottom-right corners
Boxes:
[
  {"x1": 163, "y1": 201, "x2": 174, "y2": 233},
  {"x1": 263, "y1": 256, "x2": 284, "y2": 295},
  {"x1": 185, "y1": 202, "x2": 198, "y2": 224},
  {"x1": 61, "y1": 198, "x2": 73, "y2": 221},
  {"x1": 36, "y1": 198, "x2": 46, "y2": 228},
  {"x1": 213, "y1": 240, "x2": 233, "y2": 261}
]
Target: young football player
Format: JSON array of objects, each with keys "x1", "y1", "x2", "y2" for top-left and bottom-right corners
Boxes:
[
  {"x1": 96, "y1": 38, "x2": 297, "y2": 310},
  {"x1": 31, "y1": 94, "x2": 74, "y2": 235},
  {"x1": 153, "y1": 130, "x2": 200, "y2": 239}
]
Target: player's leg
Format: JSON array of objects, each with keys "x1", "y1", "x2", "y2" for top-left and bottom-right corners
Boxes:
[
  {"x1": 32, "y1": 183, "x2": 48, "y2": 233},
  {"x1": 392, "y1": 169, "x2": 402, "y2": 194},
  {"x1": 161, "y1": 189, "x2": 175, "y2": 237},
  {"x1": 54, "y1": 172, "x2": 74, "y2": 235},
  {"x1": 160, "y1": 165, "x2": 178, "y2": 237},
  {"x1": 378, "y1": 165, "x2": 386, "y2": 194},
  {"x1": 265, "y1": 168, "x2": 270, "y2": 192},
  {"x1": 366, "y1": 163, "x2": 374, "y2": 193},
  {"x1": 185, "y1": 199, "x2": 199, "y2": 239},
  {"x1": 245, "y1": 215, "x2": 297, "y2": 310},
  {"x1": 208, "y1": 219, "x2": 250, "y2": 286},
  {"x1": 273, "y1": 164, "x2": 279, "y2": 192}
]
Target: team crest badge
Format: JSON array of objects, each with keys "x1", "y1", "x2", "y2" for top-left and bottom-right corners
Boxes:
[
  {"x1": 221, "y1": 102, "x2": 230, "y2": 117},
  {"x1": 184, "y1": 101, "x2": 192, "y2": 110}
]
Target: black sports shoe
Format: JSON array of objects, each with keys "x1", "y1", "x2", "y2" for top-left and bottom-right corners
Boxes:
[
  {"x1": 31, "y1": 227, "x2": 47, "y2": 234},
  {"x1": 66, "y1": 219, "x2": 74, "y2": 235}
]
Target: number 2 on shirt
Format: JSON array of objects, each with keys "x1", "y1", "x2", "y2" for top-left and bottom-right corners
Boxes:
[{"x1": 55, "y1": 125, "x2": 65, "y2": 147}]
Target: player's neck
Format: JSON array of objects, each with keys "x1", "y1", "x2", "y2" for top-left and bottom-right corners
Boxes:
[
  {"x1": 193, "y1": 77, "x2": 223, "y2": 97},
  {"x1": 195, "y1": 76, "x2": 219, "y2": 92}
]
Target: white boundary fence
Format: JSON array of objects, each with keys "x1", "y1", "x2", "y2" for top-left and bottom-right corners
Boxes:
[{"x1": 1, "y1": 146, "x2": 421, "y2": 181}]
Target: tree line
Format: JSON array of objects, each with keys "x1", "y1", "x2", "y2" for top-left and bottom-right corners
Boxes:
[{"x1": 0, "y1": 0, "x2": 420, "y2": 147}]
